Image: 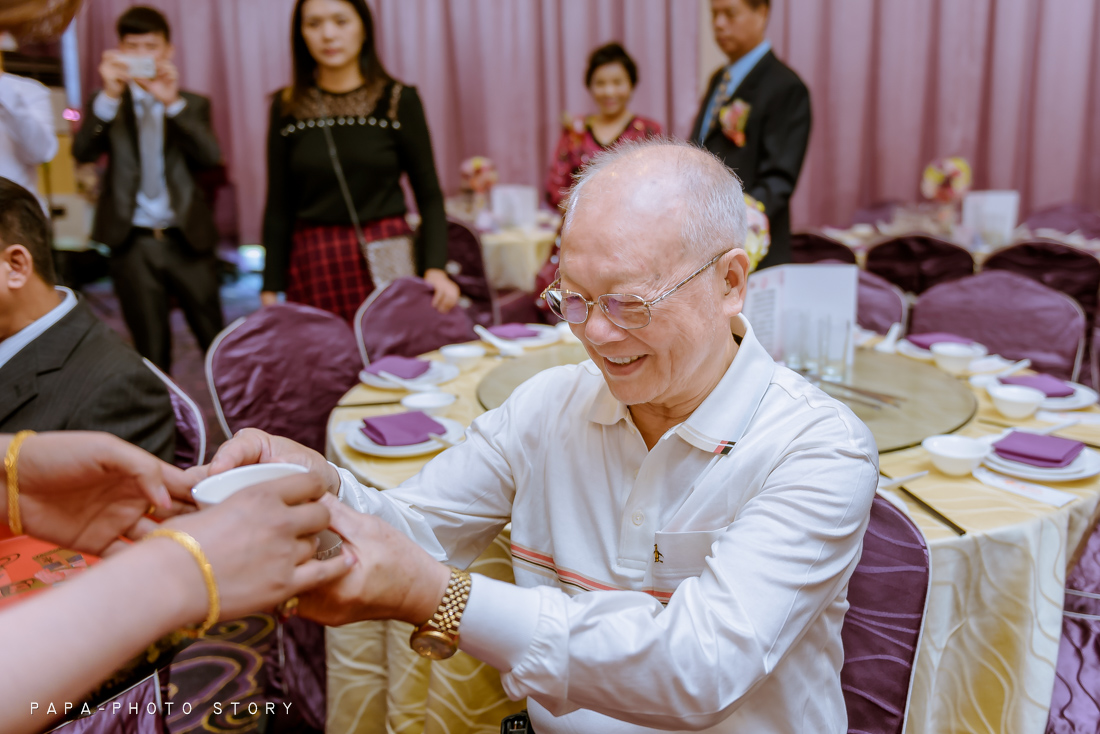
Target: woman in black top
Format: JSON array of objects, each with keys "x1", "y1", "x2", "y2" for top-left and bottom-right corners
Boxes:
[{"x1": 262, "y1": 0, "x2": 459, "y2": 320}]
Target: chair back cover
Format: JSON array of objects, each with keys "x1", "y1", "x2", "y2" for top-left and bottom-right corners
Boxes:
[
  {"x1": 1046, "y1": 514, "x2": 1100, "y2": 733},
  {"x1": 50, "y1": 673, "x2": 168, "y2": 733},
  {"x1": 791, "y1": 232, "x2": 858, "y2": 264},
  {"x1": 912, "y1": 270, "x2": 1086, "y2": 381},
  {"x1": 858, "y1": 269, "x2": 909, "y2": 335},
  {"x1": 355, "y1": 276, "x2": 478, "y2": 365},
  {"x1": 446, "y1": 217, "x2": 499, "y2": 327},
  {"x1": 865, "y1": 235, "x2": 974, "y2": 294},
  {"x1": 142, "y1": 358, "x2": 206, "y2": 468},
  {"x1": 1025, "y1": 203, "x2": 1100, "y2": 240},
  {"x1": 207, "y1": 303, "x2": 361, "y2": 452},
  {"x1": 983, "y1": 239, "x2": 1100, "y2": 318},
  {"x1": 841, "y1": 496, "x2": 930, "y2": 734}
]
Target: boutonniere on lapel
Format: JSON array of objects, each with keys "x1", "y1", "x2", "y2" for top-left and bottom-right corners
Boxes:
[{"x1": 718, "y1": 99, "x2": 751, "y2": 147}]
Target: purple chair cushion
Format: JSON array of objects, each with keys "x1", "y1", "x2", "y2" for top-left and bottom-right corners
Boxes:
[
  {"x1": 865, "y1": 235, "x2": 974, "y2": 294},
  {"x1": 1025, "y1": 203, "x2": 1100, "y2": 240},
  {"x1": 358, "y1": 276, "x2": 478, "y2": 363},
  {"x1": 791, "y1": 232, "x2": 858, "y2": 264},
  {"x1": 911, "y1": 271, "x2": 1086, "y2": 381},
  {"x1": 857, "y1": 269, "x2": 907, "y2": 335},
  {"x1": 53, "y1": 674, "x2": 168, "y2": 733},
  {"x1": 209, "y1": 303, "x2": 362, "y2": 453},
  {"x1": 841, "y1": 496, "x2": 930, "y2": 734},
  {"x1": 983, "y1": 240, "x2": 1100, "y2": 317},
  {"x1": 446, "y1": 218, "x2": 498, "y2": 327}
]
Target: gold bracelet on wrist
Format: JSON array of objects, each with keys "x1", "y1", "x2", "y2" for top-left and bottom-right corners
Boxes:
[
  {"x1": 145, "y1": 528, "x2": 220, "y2": 638},
  {"x1": 4, "y1": 430, "x2": 35, "y2": 535}
]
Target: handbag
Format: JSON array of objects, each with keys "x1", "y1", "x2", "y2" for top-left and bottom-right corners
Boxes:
[{"x1": 318, "y1": 94, "x2": 415, "y2": 290}]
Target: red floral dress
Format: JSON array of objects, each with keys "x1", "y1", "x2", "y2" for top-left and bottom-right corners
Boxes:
[{"x1": 544, "y1": 114, "x2": 663, "y2": 208}]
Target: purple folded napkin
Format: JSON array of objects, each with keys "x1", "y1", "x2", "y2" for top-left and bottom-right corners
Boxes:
[
  {"x1": 993, "y1": 431, "x2": 1085, "y2": 468},
  {"x1": 364, "y1": 355, "x2": 431, "y2": 379},
  {"x1": 907, "y1": 332, "x2": 974, "y2": 350},
  {"x1": 488, "y1": 323, "x2": 539, "y2": 339},
  {"x1": 999, "y1": 374, "x2": 1075, "y2": 398},
  {"x1": 361, "y1": 411, "x2": 445, "y2": 447}
]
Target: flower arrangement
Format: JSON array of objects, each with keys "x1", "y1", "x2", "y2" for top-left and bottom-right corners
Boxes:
[
  {"x1": 460, "y1": 156, "x2": 498, "y2": 196},
  {"x1": 744, "y1": 194, "x2": 770, "y2": 272},
  {"x1": 718, "y1": 99, "x2": 751, "y2": 147},
  {"x1": 920, "y1": 157, "x2": 972, "y2": 204}
]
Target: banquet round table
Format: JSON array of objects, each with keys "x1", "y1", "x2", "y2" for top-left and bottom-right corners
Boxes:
[{"x1": 325, "y1": 338, "x2": 1100, "y2": 734}]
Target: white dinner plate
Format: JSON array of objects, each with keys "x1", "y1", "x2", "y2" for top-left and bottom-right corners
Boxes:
[
  {"x1": 359, "y1": 361, "x2": 460, "y2": 391},
  {"x1": 1039, "y1": 383, "x2": 1099, "y2": 411},
  {"x1": 897, "y1": 339, "x2": 987, "y2": 362},
  {"x1": 484, "y1": 324, "x2": 560, "y2": 349},
  {"x1": 345, "y1": 416, "x2": 465, "y2": 458},
  {"x1": 982, "y1": 447, "x2": 1100, "y2": 482}
]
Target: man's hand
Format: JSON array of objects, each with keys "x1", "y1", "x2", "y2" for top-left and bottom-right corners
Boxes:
[
  {"x1": 140, "y1": 59, "x2": 181, "y2": 107},
  {"x1": 98, "y1": 51, "x2": 130, "y2": 100},
  {"x1": 7, "y1": 431, "x2": 194, "y2": 556},
  {"x1": 191, "y1": 428, "x2": 341, "y2": 497},
  {"x1": 424, "y1": 269, "x2": 461, "y2": 313},
  {"x1": 298, "y1": 494, "x2": 451, "y2": 627}
]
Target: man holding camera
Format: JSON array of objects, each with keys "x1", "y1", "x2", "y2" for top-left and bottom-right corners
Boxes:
[{"x1": 72, "y1": 5, "x2": 223, "y2": 373}]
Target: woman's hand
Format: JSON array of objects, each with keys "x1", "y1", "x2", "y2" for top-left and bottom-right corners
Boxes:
[
  {"x1": 260, "y1": 291, "x2": 280, "y2": 307},
  {"x1": 423, "y1": 269, "x2": 461, "y2": 313},
  {"x1": 4, "y1": 432, "x2": 194, "y2": 556},
  {"x1": 188, "y1": 427, "x2": 341, "y2": 497}
]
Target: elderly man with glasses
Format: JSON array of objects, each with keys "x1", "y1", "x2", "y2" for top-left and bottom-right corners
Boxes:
[{"x1": 206, "y1": 139, "x2": 878, "y2": 733}]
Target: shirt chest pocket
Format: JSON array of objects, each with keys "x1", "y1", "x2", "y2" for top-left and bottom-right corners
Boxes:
[{"x1": 650, "y1": 528, "x2": 726, "y2": 590}]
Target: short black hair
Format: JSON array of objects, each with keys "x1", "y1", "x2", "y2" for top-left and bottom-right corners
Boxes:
[
  {"x1": 585, "y1": 42, "x2": 638, "y2": 88},
  {"x1": 117, "y1": 6, "x2": 170, "y2": 42},
  {"x1": 744, "y1": 0, "x2": 770, "y2": 9},
  {"x1": 0, "y1": 178, "x2": 54, "y2": 286}
]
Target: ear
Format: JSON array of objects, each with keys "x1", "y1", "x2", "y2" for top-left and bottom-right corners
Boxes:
[
  {"x1": 2, "y1": 245, "x2": 35, "y2": 290},
  {"x1": 718, "y1": 248, "x2": 751, "y2": 318}
]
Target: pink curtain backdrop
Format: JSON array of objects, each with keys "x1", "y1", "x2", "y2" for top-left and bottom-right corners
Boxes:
[
  {"x1": 765, "y1": 0, "x2": 1100, "y2": 229},
  {"x1": 74, "y1": 0, "x2": 698, "y2": 245}
]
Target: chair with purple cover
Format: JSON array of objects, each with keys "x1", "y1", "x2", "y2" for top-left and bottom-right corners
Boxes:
[
  {"x1": 142, "y1": 358, "x2": 206, "y2": 468},
  {"x1": 50, "y1": 672, "x2": 169, "y2": 733},
  {"x1": 445, "y1": 217, "x2": 499, "y2": 327},
  {"x1": 1046, "y1": 514, "x2": 1100, "y2": 733},
  {"x1": 206, "y1": 302, "x2": 362, "y2": 453},
  {"x1": 983, "y1": 240, "x2": 1100, "y2": 318},
  {"x1": 1025, "y1": 203, "x2": 1100, "y2": 240},
  {"x1": 841, "y1": 495, "x2": 930, "y2": 734},
  {"x1": 354, "y1": 276, "x2": 478, "y2": 366},
  {"x1": 911, "y1": 270, "x2": 1086, "y2": 381},
  {"x1": 791, "y1": 232, "x2": 857, "y2": 264},
  {"x1": 858, "y1": 270, "x2": 909, "y2": 335},
  {"x1": 865, "y1": 235, "x2": 974, "y2": 294}
]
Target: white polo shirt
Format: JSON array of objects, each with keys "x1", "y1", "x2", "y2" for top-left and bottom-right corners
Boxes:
[{"x1": 339, "y1": 314, "x2": 879, "y2": 733}]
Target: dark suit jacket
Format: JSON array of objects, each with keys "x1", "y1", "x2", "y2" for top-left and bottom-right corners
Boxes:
[
  {"x1": 691, "y1": 51, "x2": 811, "y2": 269},
  {"x1": 0, "y1": 299, "x2": 175, "y2": 461},
  {"x1": 71, "y1": 88, "x2": 222, "y2": 253}
]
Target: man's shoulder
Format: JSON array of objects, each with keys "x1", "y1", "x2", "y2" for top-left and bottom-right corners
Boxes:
[
  {"x1": 762, "y1": 366, "x2": 876, "y2": 456},
  {"x1": 506, "y1": 360, "x2": 603, "y2": 410},
  {"x1": 179, "y1": 90, "x2": 211, "y2": 110},
  {"x1": 45, "y1": 301, "x2": 150, "y2": 378},
  {"x1": 756, "y1": 52, "x2": 809, "y2": 96}
]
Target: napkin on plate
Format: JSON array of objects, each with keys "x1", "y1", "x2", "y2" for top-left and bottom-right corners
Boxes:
[
  {"x1": 365, "y1": 355, "x2": 432, "y2": 379},
  {"x1": 906, "y1": 332, "x2": 973, "y2": 350},
  {"x1": 992, "y1": 431, "x2": 1085, "y2": 468},
  {"x1": 999, "y1": 374, "x2": 1075, "y2": 398},
  {"x1": 361, "y1": 411, "x2": 445, "y2": 447},
  {"x1": 488, "y1": 323, "x2": 539, "y2": 339}
]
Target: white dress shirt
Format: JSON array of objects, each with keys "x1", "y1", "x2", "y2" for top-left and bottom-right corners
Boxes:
[
  {"x1": 338, "y1": 314, "x2": 879, "y2": 733},
  {"x1": 0, "y1": 286, "x2": 76, "y2": 369},
  {"x1": 0, "y1": 73, "x2": 58, "y2": 208},
  {"x1": 92, "y1": 84, "x2": 186, "y2": 229}
]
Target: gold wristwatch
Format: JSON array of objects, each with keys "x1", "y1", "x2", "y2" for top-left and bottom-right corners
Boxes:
[{"x1": 409, "y1": 567, "x2": 472, "y2": 660}]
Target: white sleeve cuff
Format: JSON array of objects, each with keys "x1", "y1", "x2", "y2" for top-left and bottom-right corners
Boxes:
[
  {"x1": 165, "y1": 98, "x2": 187, "y2": 118},
  {"x1": 333, "y1": 464, "x2": 383, "y2": 514},
  {"x1": 458, "y1": 573, "x2": 540, "y2": 673},
  {"x1": 92, "y1": 92, "x2": 121, "y2": 121}
]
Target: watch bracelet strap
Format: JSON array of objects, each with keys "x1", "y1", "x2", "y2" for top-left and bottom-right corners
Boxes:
[{"x1": 423, "y1": 567, "x2": 472, "y2": 636}]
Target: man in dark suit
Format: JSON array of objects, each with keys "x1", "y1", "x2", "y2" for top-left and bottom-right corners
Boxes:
[
  {"x1": 0, "y1": 177, "x2": 174, "y2": 461},
  {"x1": 72, "y1": 5, "x2": 223, "y2": 372},
  {"x1": 691, "y1": 0, "x2": 811, "y2": 269}
]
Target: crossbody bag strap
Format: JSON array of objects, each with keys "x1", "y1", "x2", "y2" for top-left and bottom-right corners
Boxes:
[{"x1": 317, "y1": 95, "x2": 368, "y2": 249}]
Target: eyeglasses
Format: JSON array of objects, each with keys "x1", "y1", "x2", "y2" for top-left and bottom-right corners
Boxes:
[{"x1": 540, "y1": 250, "x2": 730, "y2": 330}]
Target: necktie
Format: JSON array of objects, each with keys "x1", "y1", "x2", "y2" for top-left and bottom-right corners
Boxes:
[
  {"x1": 706, "y1": 68, "x2": 733, "y2": 139},
  {"x1": 139, "y1": 95, "x2": 164, "y2": 200}
]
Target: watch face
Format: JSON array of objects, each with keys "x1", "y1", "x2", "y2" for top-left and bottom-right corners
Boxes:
[{"x1": 410, "y1": 629, "x2": 457, "y2": 660}]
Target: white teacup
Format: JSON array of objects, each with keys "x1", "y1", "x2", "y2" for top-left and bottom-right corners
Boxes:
[
  {"x1": 988, "y1": 384, "x2": 1045, "y2": 420},
  {"x1": 191, "y1": 463, "x2": 342, "y2": 560},
  {"x1": 921, "y1": 435, "x2": 989, "y2": 476},
  {"x1": 439, "y1": 343, "x2": 486, "y2": 371},
  {"x1": 930, "y1": 342, "x2": 983, "y2": 376}
]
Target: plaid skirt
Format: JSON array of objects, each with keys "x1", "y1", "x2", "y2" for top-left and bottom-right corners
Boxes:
[{"x1": 285, "y1": 216, "x2": 412, "y2": 322}]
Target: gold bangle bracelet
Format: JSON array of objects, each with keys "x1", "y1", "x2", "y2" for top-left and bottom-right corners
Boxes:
[
  {"x1": 145, "y1": 528, "x2": 220, "y2": 638},
  {"x1": 4, "y1": 430, "x2": 35, "y2": 535}
]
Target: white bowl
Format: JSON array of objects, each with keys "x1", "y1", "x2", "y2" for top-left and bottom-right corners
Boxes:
[
  {"x1": 439, "y1": 343, "x2": 486, "y2": 371},
  {"x1": 987, "y1": 384, "x2": 1045, "y2": 419},
  {"x1": 930, "y1": 342, "x2": 984, "y2": 375},
  {"x1": 400, "y1": 391, "x2": 457, "y2": 416},
  {"x1": 921, "y1": 435, "x2": 989, "y2": 476},
  {"x1": 968, "y1": 374, "x2": 998, "y2": 391}
]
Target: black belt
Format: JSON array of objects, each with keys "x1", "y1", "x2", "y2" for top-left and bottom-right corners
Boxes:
[{"x1": 131, "y1": 226, "x2": 180, "y2": 241}]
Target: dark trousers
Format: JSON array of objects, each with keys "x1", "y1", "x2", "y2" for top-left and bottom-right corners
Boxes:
[{"x1": 109, "y1": 228, "x2": 224, "y2": 372}]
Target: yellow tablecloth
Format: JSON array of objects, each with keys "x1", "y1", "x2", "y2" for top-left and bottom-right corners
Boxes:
[
  {"x1": 480, "y1": 226, "x2": 556, "y2": 291},
  {"x1": 326, "y1": 344, "x2": 1100, "y2": 733}
]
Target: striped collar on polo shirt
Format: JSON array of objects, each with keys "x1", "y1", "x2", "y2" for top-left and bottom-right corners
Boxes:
[{"x1": 586, "y1": 314, "x2": 776, "y2": 455}]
